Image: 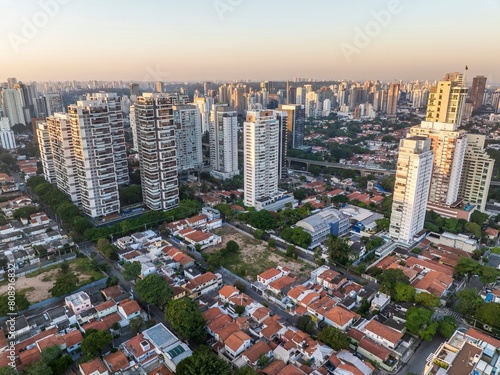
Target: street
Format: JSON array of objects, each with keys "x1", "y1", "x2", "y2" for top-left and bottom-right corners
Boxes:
[{"x1": 397, "y1": 335, "x2": 443, "y2": 375}]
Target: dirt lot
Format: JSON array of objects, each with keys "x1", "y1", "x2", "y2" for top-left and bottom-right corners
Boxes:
[
  {"x1": 209, "y1": 226, "x2": 314, "y2": 281},
  {"x1": 0, "y1": 260, "x2": 93, "y2": 304}
]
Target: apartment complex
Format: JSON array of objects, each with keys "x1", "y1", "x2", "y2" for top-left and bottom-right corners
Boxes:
[
  {"x1": 389, "y1": 137, "x2": 434, "y2": 244},
  {"x1": 386, "y1": 83, "x2": 399, "y2": 117},
  {"x1": 243, "y1": 108, "x2": 279, "y2": 208},
  {"x1": 173, "y1": 104, "x2": 203, "y2": 172},
  {"x1": 470, "y1": 75, "x2": 487, "y2": 111},
  {"x1": 135, "y1": 93, "x2": 187, "y2": 211},
  {"x1": 209, "y1": 104, "x2": 239, "y2": 180},
  {"x1": 36, "y1": 121, "x2": 56, "y2": 183},
  {"x1": 279, "y1": 104, "x2": 305, "y2": 149},
  {"x1": 425, "y1": 73, "x2": 467, "y2": 126}
]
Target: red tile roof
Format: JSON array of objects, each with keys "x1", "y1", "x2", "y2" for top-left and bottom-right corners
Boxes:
[{"x1": 80, "y1": 358, "x2": 107, "y2": 375}]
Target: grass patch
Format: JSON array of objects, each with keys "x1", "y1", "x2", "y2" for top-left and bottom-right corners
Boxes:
[
  {"x1": 26, "y1": 262, "x2": 61, "y2": 278},
  {"x1": 26, "y1": 258, "x2": 104, "y2": 286}
]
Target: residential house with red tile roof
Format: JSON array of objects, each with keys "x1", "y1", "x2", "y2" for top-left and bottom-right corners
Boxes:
[
  {"x1": 224, "y1": 330, "x2": 252, "y2": 358},
  {"x1": 79, "y1": 358, "x2": 109, "y2": 375},
  {"x1": 323, "y1": 305, "x2": 360, "y2": 331}
]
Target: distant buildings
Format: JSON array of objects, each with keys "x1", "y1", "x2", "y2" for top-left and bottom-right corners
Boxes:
[
  {"x1": 209, "y1": 104, "x2": 239, "y2": 180},
  {"x1": 1, "y1": 88, "x2": 25, "y2": 126},
  {"x1": 386, "y1": 83, "x2": 399, "y2": 117},
  {"x1": 243, "y1": 108, "x2": 279, "y2": 208},
  {"x1": 279, "y1": 104, "x2": 305, "y2": 149},
  {"x1": 0, "y1": 117, "x2": 16, "y2": 149},
  {"x1": 425, "y1": 73, "x2": 467, "y2": 126},
  {"x1": 389, "y1": 137, "x2": 434, "y2": 244},
  {"x1": 470, "y1": 75, "x2": 487, "y2": 112}
]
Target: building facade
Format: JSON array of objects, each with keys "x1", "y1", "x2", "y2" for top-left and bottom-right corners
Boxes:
[
  {"x1": 209, "y1": 104, "x2": 239, "y2": 180},
  {"x1": 279, "y1": 104, "x2": 305, "y2": 149},
  {"x1": 173, "y1": 104, "x2": 203, "y2": 172}
]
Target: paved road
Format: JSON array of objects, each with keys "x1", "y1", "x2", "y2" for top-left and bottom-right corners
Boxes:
[{"x1": 397, "y1": 335, "x2": 444, "y2": 375}]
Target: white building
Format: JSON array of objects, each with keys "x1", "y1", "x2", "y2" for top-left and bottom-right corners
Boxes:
[
  {"x1": 65, "y1": 291, "x2": 92, "y2": 314},
  {"x1": 209, "y1": 104, "x2": 239, "y2": 180},
  {"x1": 173, "y1": 104, "x2": 203, "y2": 172},
  {"x1": 0, "y1": 117, "x2": 16, "y2": 149},
  {"x1": 36, "y1": 121, "x2": 56, "y2": 183},
  {"x1": 243, "y1": 108, "x2": 279, "y2": 208},
  {"x1": 129, "y1": 104, "x2": 138, "y2": 151},
  {"x1": 0, "y1": 88, "x2": 25, "y2": 126},
  {"x1": 194, "y1": 96, "x2": 214, "y2": 133},
  {"x1": 136, "y1": 93, "x2": 187, "y2": 211},
  {"x1": 389, "y1": 137, "x2": 434, "y2": 244}
]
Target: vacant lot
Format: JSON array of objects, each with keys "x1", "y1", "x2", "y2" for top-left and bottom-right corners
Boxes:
[
  {"x1": 0, "y1": 258, "x2": 104, "y2": 303},
  {"x1": 209, "y1": 226, "x2": 314, "y2": 281}
]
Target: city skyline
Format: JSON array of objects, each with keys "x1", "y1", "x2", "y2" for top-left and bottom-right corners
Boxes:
[{"x1": 2, "y1": 0, "x2": 500, "y2": 82}]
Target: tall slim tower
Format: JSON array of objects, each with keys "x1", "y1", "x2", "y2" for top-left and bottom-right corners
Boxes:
[
  {"x1": 279, "y1": 104, "x2": 305, "y2": 149},
  {"x1": 136, "y1": 93, "x2": 187, "y2": 211},
  {"x1": 209, "y1": 104, "x2": 239, "y2": 180},
  {"x1": 386, "y1": 83, "x2": 400, "y2": 117},
  {"x1": 275, "y1": 110, "x2": 288, "y2": 179},
  {"x1": 0, "y1": 117, "x2": 16, "y2": 150},
  {"x1": 426, "y1": 73, "x2": 468, "y2": 126},
  {"x1": 470, "y1": 76, "x2": 487, "y2": 112},
  {"x1": 389, "y1": 137, "x2": 434, "y2": 244},
  {"x1": 36, "y1": 122, "x2": 56, "y2": 183},
  {"x1": 173, "y1": 104, "x2": 203, "y2": 172},
  {"x1": 243, "y1": 108, "x2": 279, "y2": 207},
  {"x1": 1, "y1": 88, "x2": 25, "y2": 126},
  {"x1": 459, "y1": 134, "x2": 495, "y2": 212}
]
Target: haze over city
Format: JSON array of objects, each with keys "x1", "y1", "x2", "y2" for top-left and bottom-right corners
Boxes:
[{"x1": 2, "y1": 0, "x2": 500, "y2": 82}]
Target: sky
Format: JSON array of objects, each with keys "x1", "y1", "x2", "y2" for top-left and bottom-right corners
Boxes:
[{"x1": 1, "y1": 0, "x2": 500, "y2": 83}]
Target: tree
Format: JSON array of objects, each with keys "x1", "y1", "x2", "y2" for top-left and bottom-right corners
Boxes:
[
  {"x1": 253, "y1": 229, "x2": 264, "y2": 240},
  {"x1": 480, "y1": 265, "x2": 499, "y2": 285},
  {"x1": 247, "y1": 210, "x2": 277, "y2": 230},
  {"x1": 438, "y1": 316, "x2": 457, "y2": 339},
  {"x1": 130, "y1": 316, "x2": 144, "y2": 335},
  {"x1": 465, "y1": 222, "x2": 482, "y2": 238},
  {"x1": 176, "y1": 346, "x2": 231, "y2": 375},
  {"x1": 405, "y1": 307, "x2": 432, "y2": 335},
  {"x1": 393, "y1": 283, "x2": 416, "y2": 302},
  {"x1": 0, "y1": 292, "x2": 30, "y2": 315},
  {"x1": 456, "y1": 288, "x2": 484, "y2": 316},
  {"x1": 49, "y1": 271, "x2": 79, "y2": 297},
  {"x1": 454, "y1": 257, "x2": 481, "y2": 278},
  {"x1": 325, "y1": 235, "x2": 350, "y2": 266},
  {"x1": 293, "y1": 189, "x2": 307, "y2": 201},
  {"x1": 257, "y1": 354, "x2": 270, "y2": 367},
  {"x1": 81, "y1": 329, "x2": 113, "y2": 361},
  {"x1": 106, "y1": 275, "x2": 119, "y2": 287},
  {"x1": 317, "y1": 326, "x2": 350, "y2": 351},
  {"x1": 13, "y1": 206, "x2": 39, "y2": 220},
  {"x1": 286, "y1": 245, "x2": 298, "y2": 259},
  {"x1": 234, "y1": 305, "x2": 245, "y2": 316},
  {"x1": 41, "y1": 344, "x2": 62, "y2": 365},
  {"x1": 475, "y1": 302, "x2": 500, "y2": 328},
  {"x1": 25, "y1": 361, "x2": 52, "y2": 375},
  {"x1": 415, "y1": 292, "x2": 441, "y2": 308},
  {"x1": 268, "y1": 239, "x2": 276, "y2": 248},
  {"x1": 224, "y1": 240, "x2": 239, "y2": 254},
  {"x1": 122, "y1": 261, "x2": 141, "y2": 281},
  {"x1": 379, "y1": 269, "x2": 410, "y2": 296},
  {"x1": 379, "y1": 175, "x2": 395, "y2": 192},
  {"x1": 96, "y1": 238, "x2": 110, "y2": 252},
  {"x1": 0, "y1": 367, "x2": 18, "y2": 375},
  {"x1": 297, "y1": 315, "x2": 312, "y2": 332},
  {"x1": 165, "y1": 298, "x2": 206, "y2": 341},
  {"x1": 234, "y1": 367, "x2": 257, "y2": 375},
  {"x1": 420, "y1": 322, "x2": 438, "y2": 341},
  {"x1": 135, "y1": 273, "x2": 173, "y2": 309},
  {"x1": 52, "y1": 355, "x2": 73, "y2": 375},
  {"x1": 471, "y1": 210, "x2": 488, "y2": 225}
]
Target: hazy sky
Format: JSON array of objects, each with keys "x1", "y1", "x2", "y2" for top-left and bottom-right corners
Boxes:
[{"x1": 2, "y1": 0, "x2": 500, "y2": 83}]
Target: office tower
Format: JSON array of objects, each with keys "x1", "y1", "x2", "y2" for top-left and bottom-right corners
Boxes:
[
  {"x1": 389, "y1": 137, "x2": 434, "y2": 243},
  {"x1": 232, "y1": 85, "x2": 245, "y2": 115},
  {"x1": 1, "y1": 88, "x2": 26, "y2": 125},
  {"x1": 173, "y1": 104, "x2": 203, "y2": 172},
  {"x1": 209, "y1": 104, "x2": 239, "y2": 180},
  {"x1": 46, "y1": 113, "x2": 80, "y2": 203},
  {"x1": 470, "y1": 76, "x2": 487, "y2": 112},
  {"x1": 458, "y1": 134, "x2": 495, "y2": 212},
  {"x1": 426, "y1": 73, "x2": 468, "y2": 126},
  {"x1": 279, "y1": 104, "x2": 305, "y2": 149},
  {"x1": 194, "y1": 97, "x2": 214, "y2": 133},
  {"x1": 243, "y1": 108, "x2": 279, "y2": 207},
  {"x1": 275, "y1": 110, "x2": 288, "y2": 179},
  {"x1": 0, "y1": 117, "x2": 16, "y2": 150},
  {"x1": 37, "y1": 121, "x2": 56, "y2": 183},
  {"x1": 323, "y1": 99, "x2": 331, "y2": 117},
  {"x1": 409, "y1": 121, "x2": 467, "y2": 207},
  {"x1": 287, "y1": 86, "x2": 297, "y2": 105},
  {"x1": 386, "y1": 83, "x2": 400, "y2": 117},
  {"x1": 68, "y1": 95, "x2": 125, "y2": 217},
  {"x1": 155, "y1": 81, "x2": 164, "y2": 93},
  {"x1": 34, "y1": 97, "x2": 48, "y2": 118},
  {"x1": 348, "y1": 87, "x2": 367, "y2": 109},
  {"x1": 13, "y1": 83, "x2": 35, "y2": 123},
  {"x1": 129, "y1": 105, "x2": 138, "y2": 151},
  {"x1": 135, "y1": 93, "x2": 187, "y2": 211},
  {"x1": 130, "y1": 83, "x2": 140, "y2": 97},
  {"x1": 86, "y1": 93, "x2": 128, "y2": 186}
]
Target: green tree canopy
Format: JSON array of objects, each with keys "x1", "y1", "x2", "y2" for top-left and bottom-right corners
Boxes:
[
  {"x1": 465, "y1": 222, "x2": 482, "y2": 238},
  {"x1": 165, "y1": 298, "x2": 206, "y2": 341},
  {"x1": 470, "y1": 210, "x2": 488, "y2": 225},
  {"x1": 326, "y1": 235, "x2": 351, "y2": 266},
  {"x1": 475, "y1": 302, "x2": 500, "y2": 328},
  {"x1": 393, "y1": 282, "x2": 416, "y2": 303},
  {"x1": 135, "y1": 273, "x2": 173, "y2": 309},
  {"x1": 0, "y1": 367, "x2": 18, "y2": 375},
  {"x1": 293, "y1": 189, "x2": 307, "y2": 201},
  {"x1": 438, "y1": 316, "x2": 457, "y2": 339},
  {"x1": 480, "y1": 265, "x2": 499, "y2": 284},
  {"x1": 176, "y1": 346, "x2": 231, "y2": 375},
  {"x1": 317, "y1": 326, "x2": 350, "y2": 351},
  {"x1": 454, "y1": 257, "x2": 481, "y2": 278},
  {"x1": 405, "y1": 307, "x2": 432, "y2": 335},
  {"x1": 122, "y1": 261, "x2": 141, "y2": 281},
  {"x1": 379, "y1": 268, "x2": 410, "y2": 296},
  {"x1": 0, "y1": 292, "x2": 30, "y2": 315},
  {"x1": 415, "y1": 292, "x2": 441, "y2": 308},
  {"x1": 40, "y1": 345, "x2": 62, "y2": 365},
  {"x1": 81, "y1": 329, "x2": 113, "y2": 361},
  {"x1": 455, "y1": 288, "x2": 484, "y2": 316},
  {"x1": 13, "y1": 206, "x2": 39, "y2": 220}
]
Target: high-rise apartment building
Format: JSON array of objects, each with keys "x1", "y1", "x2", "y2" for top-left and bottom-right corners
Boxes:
[
  {"x1": 135, "y1": 93, "x2": 187, "y2": 211},
  {"x1": 173, "y1": 104, "x2": 203, "y2": 172},
  {"x1": 389, "y1": 137, "x2": 434, "y2": 244},
  {"x1": 409, "y1": 121, "x2": 467, "y2": 207},
  {"x1": 130, "y1": 83, "x2": 140, "y2": 97},
  {"x1": 275, "y1": 110, "x2": 288, "y2": 179},
  {"x1": 458, "y1": 134, "x2": 495, "y2": 212},
  {"x1": 1, "y1": 88, "x2": 25, "y2": 126},
  {"x1": 36, "y1": 121, "x2": 56, "y2": 183},
  {"x1": 194, "y1": 97, "x2": 213, "y2": 133},
  {"x1": 209, "y1": 104, "x2": 239, "y2": 180},
  {"x1": 426, "y1": 73, "x2": 467, "y2": 126},
  {"x1": 67, "y1": 94, "x2": 127, "y2": 217},
  {"x1": 129, "y1": 105, "x2": 138, "y2": 151},
  {"x1": 0, "y1": 117, "x2": 16, "y2": 150},
  {"x1": 470, "y1": 76, "x2": 487, "y2": 112},
  {"x1": 279, "y1": 104, "x2": 305, "y2": 149},
  {"x1": 243, "y1": 109, "x2": 279, "y2": 207},
  {"x1": 386, "y1": 83, "x2": 400, "y2": 117}
]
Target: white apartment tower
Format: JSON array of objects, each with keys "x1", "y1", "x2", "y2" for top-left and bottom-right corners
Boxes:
[
  {"x1": 36, "y1": 122, "x2": 56, "y2": 183},
  {"x1": 136, "y1": 93, "x2": 188, "y2": 211},
  {"x1": 243, "y1": 109, "x2": 279, "y2": 207},
  {"x1": 68, "y1": 97, "x2": 123, "y2": 217},
  {"x1": 1, "y1": 88, "x2": 25, "y2": 126},
  {"x1": 129, "y1": 105, "x2": 138, "y2": 151},
  {"x1": 458, "y1": 134, "x2": 495, "y2": 212},
  {"x1": 0, "y1": 117, "x2": 16, "y2": 150},
  {"x1": 209, "y1": 104, "x2": 239, "y2": 180},
  {"x1": 173, "y1": 104, "x2": 203, "y2": 172},
  {"x1": 389, "y1": 137, "x2": 434, "y2": 244}
]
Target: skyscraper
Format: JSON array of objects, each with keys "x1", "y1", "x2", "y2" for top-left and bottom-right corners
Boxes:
[
  {"x1": 36, "y1": 121, "x2": 56, "y2": 183},
  {"x1": 243, "y1": 108, "x2": 279, "y2": 207},
  {"x1": 458, "y1": 134, "x2": 495, "y2": 212},
  {"x1": 470, "y1": 75, "x2": 487, "y2": 112},
  {"x1": 279, "y1": 104, "x2": 305, "y2": 149},
  {"x1": 386, "y1": 83, "x2": 399, "y2": 117},
  {"x1": 130, "y1": 82, "x2": 140, "y2": 97},
  {"x1": 129, "y1": 105, "x2": 138, "y2": 151},
  {"x1": 1, "y1": 88, "x2": 25, "y2": 126},
  {"x1": 209, "y1": 104, "x2": 239, "y2": 180},
  {"x1": 136, "y1": 93, "x2": 187, "y2": 211},
  {"x1": 389, "y1": 137, "x2": 434, "y2": 244},
  {"x1": 426, "y1": 73, "x2": 467, "y2": 126},
  {"x1": 0, "y1": 117, "x2": 16, "y2": 150},
  {"x1": 173, "y1": 104, "x2": 203, "y2": 172},
  {"x1": 275, "y1": 110, "x2": 288, "y2": 179}
]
